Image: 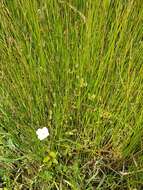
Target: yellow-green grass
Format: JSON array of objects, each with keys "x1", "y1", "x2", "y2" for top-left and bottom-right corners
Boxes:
[{"x1": 0, "y1": 0, "x2": 143, "y2": 189}]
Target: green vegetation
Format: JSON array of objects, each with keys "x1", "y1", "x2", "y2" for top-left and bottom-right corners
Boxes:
[{"x1": 0, "y1": 0, "x2": 143, "y2": 189}]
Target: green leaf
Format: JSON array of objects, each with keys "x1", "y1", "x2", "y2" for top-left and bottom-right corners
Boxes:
[
  {"x1": 49, "y1": 151, "x2": 56, "y2": 159},
  {"x1": 43, "y1": 156, "x2": 50, "y2": 163},
  {"x1": 52, "y1": 159, "x2": 58, "y2": 165}
]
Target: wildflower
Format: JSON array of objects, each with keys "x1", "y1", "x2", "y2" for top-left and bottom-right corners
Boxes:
[
  {"x1": 36, "y1": 127, "x2": 49, "y2": 140},
  {"x1": 88, "y1": 93, "x2": 96, "y2": 101},
  {"x1": 80, "y1": 78, "x2": 87, "y2": 88}
]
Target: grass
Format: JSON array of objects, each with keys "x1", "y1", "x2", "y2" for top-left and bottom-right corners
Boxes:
[{"x1": 0, "y1": 0, "x2": 143, "y2": 189}]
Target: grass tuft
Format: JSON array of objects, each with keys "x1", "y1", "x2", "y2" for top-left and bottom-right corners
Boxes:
[{"x1": 1, "y1": 0, "x2": 143, "y2": 189}]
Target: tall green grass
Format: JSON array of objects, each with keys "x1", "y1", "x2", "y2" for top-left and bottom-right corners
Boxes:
[{"x1": 1, "y1": 0, "x2": 143, "y2": 189}]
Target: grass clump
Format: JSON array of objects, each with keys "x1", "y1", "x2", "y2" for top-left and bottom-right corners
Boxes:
[{"x1": 0, "y1": 0, "x2": 143, "y2": 189}]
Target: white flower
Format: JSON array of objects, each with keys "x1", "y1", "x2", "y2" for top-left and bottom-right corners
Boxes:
[{"x1": 36, "y1": 127, "x2": 49, "y2": 140}]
